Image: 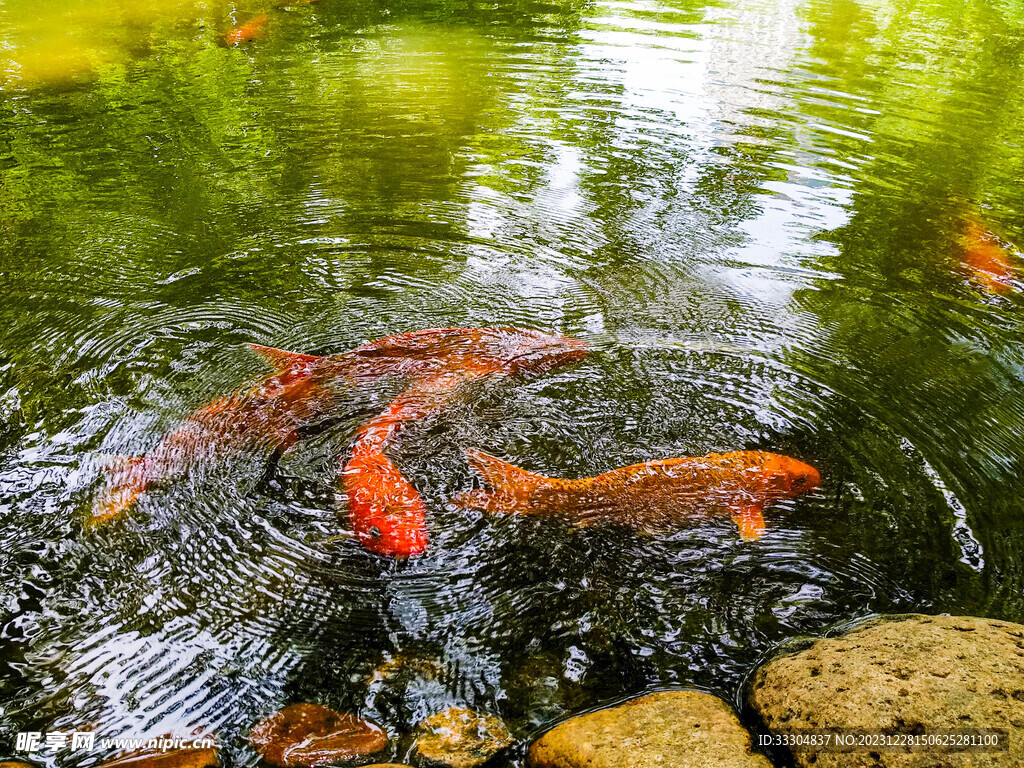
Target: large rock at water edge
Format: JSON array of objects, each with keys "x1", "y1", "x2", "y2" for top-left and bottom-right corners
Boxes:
[
  {"x1": 749, "y1": 613, "x2": 1024, "y2": 767},
  {"x1": 527, "y1": 690, "x2": 771, "y2": 768}
]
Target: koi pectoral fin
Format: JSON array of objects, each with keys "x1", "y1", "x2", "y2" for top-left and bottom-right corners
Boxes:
[{"x1": 731, "y1": 505, "x2": 765, "y2": 541}]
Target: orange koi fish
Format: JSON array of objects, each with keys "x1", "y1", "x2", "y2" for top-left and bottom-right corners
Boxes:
[
  {"x1": 452, "y1": 449, "x2": 820, "y2": 540},
  {"x1": 342, "y1": 375, "x2": 457, "y2": 557},
  {"x1": 92, "y1": 328, "x2": 585, "y2": 530},
  {"x1": 960, "y1": 217, "x2": 1018, "y2": 294},
  {"x1": 340, "y1": 328, "x2": 587, "y2": 557},
  {"x1": 223, "y1": 14, "x2": 269, "y2": 46}
]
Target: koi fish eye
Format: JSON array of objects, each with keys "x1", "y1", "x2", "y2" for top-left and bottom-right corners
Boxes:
[
  {"x1": 792, "y1": 475, "x2": 814, "y2": 491},
  {"x1": 369, "y1": 526, "x2": 382, "y2": 539}
]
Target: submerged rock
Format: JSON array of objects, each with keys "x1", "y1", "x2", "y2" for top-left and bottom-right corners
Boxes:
[
  {"x1": 527, "y1": 690, "x2": 771, "y2": 768},
  {"x1": 249, "y1": 703, "x2": 388, "y2": 767},
  {"x1": 413, "y1": 706, "x2": 515, "y2": 768},
  {"x1": 367, "y1": 650, "x2": 446, "y2": 687},
  {"x1": 95, "y1": 746, "x2": 218, "y2": 768},
  {"x1": 749, "y1": 613, "x2": 1024, "y2": 767}
]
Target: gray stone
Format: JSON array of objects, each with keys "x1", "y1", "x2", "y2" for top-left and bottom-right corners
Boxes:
[
  {"x1": 749, "y1": 613, "x2": 1024, "y2": 767},
  {"x1": 527, "y1": 690, "x2": 772, "y2": 768}
]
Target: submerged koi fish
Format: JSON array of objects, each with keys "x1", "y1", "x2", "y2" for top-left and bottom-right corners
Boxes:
[
  {"x1": 340, "y1": 329, "x2": 587, "y2": 557},
  {"x1": 93, "y1": 357, "x2": 337, "y2": 526},
  {"x1": 92, "y1": 328, "x2": 585, "y2": 531},
  {"x1": 452, "y1": 449, "x2": 820, "y2": 540},
  {"x1": 960, "y1": 218, "x2": 1018, "y2": 294},
  {"x1": 223, "y1": 14, "x2": 269, "y2": 46}
]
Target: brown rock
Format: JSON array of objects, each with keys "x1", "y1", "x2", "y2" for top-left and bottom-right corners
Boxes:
[
  {"x1": 413, "y1": 706, "x2": 514, "y2": 768},
  {"x1": 0, "y1": 763, "x2": 41, "y2": 768},
  {"x1": 527, "y1": 690, "x2": 771, "y2": 768},
  {"x1": 748, "y1": 613, "x2": 1024, "y2": 767},
  {"x1": 96, "y1": 747, "x2": 218, "y2": 768},
  {"x1": 249, "y1": 703, "x2": 388, "y2": 767}
]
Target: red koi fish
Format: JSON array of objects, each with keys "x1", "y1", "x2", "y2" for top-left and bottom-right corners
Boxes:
[
  {"x1": 452, "y1": 449, "x2": 820, "y2": 540},
  {"x1": 92, "y1": 328, "x2": 586, "y2": 529},
  {"x1": 223, "y1": 14, "x2": 269, "y2": 46},
  {"x1": 960, "y1": 217, "x2": 1018, "y2": 294},
  {"x1": 340, "y1": 329, "x2": 587, "y2": 557}
]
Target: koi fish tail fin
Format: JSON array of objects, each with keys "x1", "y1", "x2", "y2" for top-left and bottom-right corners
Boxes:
[
  {"x1": 453, "y1": 449, "x2": 548, "y2": 515},
  {"x1": 450, "y1": 489, "x2": 512, "y2": 513},
  {"x1": 730, "y1": 504, "x2": 765, "y2": 541},
  {"x1": 465, "y1": 448, "x2": 546, "y2": 493},
  {"x1": 88, "y1": 456, "x2": 150, "y2": 527}
]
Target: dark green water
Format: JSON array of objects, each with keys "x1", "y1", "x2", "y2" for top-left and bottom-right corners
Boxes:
[{"x1": 2, "y1": 0, "x2": 1024, "y2": 763}]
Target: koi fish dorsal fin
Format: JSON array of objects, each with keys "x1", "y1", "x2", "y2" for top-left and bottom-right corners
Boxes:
[{"x1": 247, "y1": 343, "x2": 320, "y2": 369}]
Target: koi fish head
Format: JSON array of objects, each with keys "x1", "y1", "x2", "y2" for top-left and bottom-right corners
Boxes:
[
  {"x1": 353, "y1": 502, "x2": 429, "y2": 557},
  {"x1": 344, "y1": 450, "x2": 429, "y2": 557},
  {"x1": 495, "y1": 328, "x2": 587, "y2": 375},
  {"x1": 755, "y1": 453, "x2": 821, "y2": 498}
]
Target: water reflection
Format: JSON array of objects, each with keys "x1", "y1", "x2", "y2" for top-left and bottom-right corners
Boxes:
[{"x1": 2, "y1": 0, "x2": 1023, "y2": 762}]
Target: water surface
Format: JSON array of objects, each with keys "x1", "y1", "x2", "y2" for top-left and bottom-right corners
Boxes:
[{"x1": 2, "y1": 0, "x2": 1024, "y2": 763}]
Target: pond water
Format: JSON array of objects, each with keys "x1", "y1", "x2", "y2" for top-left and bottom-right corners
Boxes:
[{"x1": 2, "y1": 0, "x2": 1024, "y2": 763}]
